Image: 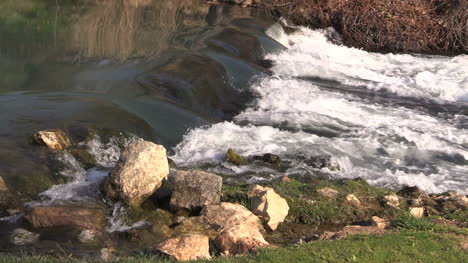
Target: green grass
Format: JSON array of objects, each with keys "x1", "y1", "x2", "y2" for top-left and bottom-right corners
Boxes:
[
  {"x1": 1, "y1": 231, "x2": 466, "y2": 263},
  {"x1": 222, "y1": 179, "x2": 402, "y2": 226}
]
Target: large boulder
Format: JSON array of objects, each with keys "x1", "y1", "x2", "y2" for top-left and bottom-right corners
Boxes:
[
  {"x1": 25, "y1": 205, "x2": 105, "y2": 232},
  {"x1": 33, "y1": 129, "x2": 71, "y2": 150},
  {"x1": 101, "y1": 140, "x2": 169, "y2": 208},
  {"x1": 201, "y1": 202, "x2": 268, "y2": 255},
  {"x1": 248, "y1": 185, "x2": 289, "y2": 231},
  {"x1": 170, "y1": 170, "x2": 222, "y2": 212},
  {"x1": 157, "y1": 234, "x2": 211, "y2": 261}
]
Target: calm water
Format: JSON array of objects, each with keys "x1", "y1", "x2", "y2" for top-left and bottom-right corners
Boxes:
[{"x1": 0, "y1": 0, "x2": 283, "y2": 196}]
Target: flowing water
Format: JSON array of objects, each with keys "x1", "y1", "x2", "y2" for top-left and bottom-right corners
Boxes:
[{"x1": 0, "y1": 0, "x2": 467, "y2": 257}]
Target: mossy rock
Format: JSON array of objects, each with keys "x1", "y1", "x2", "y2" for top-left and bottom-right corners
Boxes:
[
  {"x1": 69, "y1": 147, "x2": 97, "y2": 169},
  {"x1": 6, "y1": 166, "x2": 65, "y2": 199},
  {"x1": 226, "y1": 148, "x2": 247, "y2": 165}
]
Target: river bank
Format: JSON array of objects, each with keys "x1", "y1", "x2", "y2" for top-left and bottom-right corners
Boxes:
[
  {"x1": 210, "y1": 0, "x2": 468, "y2": 55},
  {"x1": 0, "y1": 129, "x2": 466, "y2": 262}
]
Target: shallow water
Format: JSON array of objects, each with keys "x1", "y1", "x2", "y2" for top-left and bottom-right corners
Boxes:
[{"x1": 0, "y1": 0, "x2": 280, "y2": 196}]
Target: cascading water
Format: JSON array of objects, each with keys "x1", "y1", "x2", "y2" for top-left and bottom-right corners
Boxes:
[{"x1": 173, "y1": 27, "x2": 468, "y2": 195}]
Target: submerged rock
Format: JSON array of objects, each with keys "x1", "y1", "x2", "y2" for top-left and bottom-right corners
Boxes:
[
  {"x1": 317, "y1": 187, "x2": 339, "y2": 199},
  {"x1": 248, "y1": 185, "x2": 289, "y2": 231},
  {"x1": 0, "y1": 177, "x2": 21, "y2": 217},
  {"x1": 170, "y1": 170, "x2": 222, "y2": 212},
  {"x1": 101, "y1": 139, "x2": 169, "y2": 208},
  {"x1": 69, "y1": 147, "x2": 97, "y2": 169},
  {"x1": 173, "y1": 216, "x2": 218, "y2": 239},
  {"x1": 33, "y1": 129, "x2": 72, "y2": 151},
  {"x1": 78, "y1": 229, "x2": 99, "y2": 243},
  {"x1": 157, "y1": 234, "x2": 211, "y2": 261},
  {"x1": 25, "y1": 205, "x2": 105, "y2": 232},
  {"x1": 9, "y1": 228, "x2": 40, "y2": 246},
  {"x1": 226, "y1": 148, "x2": 247, "y2": 165}
]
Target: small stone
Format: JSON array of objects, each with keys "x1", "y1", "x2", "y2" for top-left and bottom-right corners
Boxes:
[
  {"x1": 78, "y1": 229, "x2": 98, "y2": 243},
  {"x1": 248, "y1": 185, "x2": 289, "y2": 231},
  {"x1": 409, "y1": 207, "x2": 424, "y2": 218},
  {"x1": 226, "y1": 148, "x2": 247, "y2": 165},
  {"x1": 345, "y1": 194, "x2": 361, "y2": 207},
  {"x1": 384, "y1": 194, "x2": 399, "y2": 208},
  {"x1": 100, "y1": 248, "x2": 116, "y2": 262},
  {"x1": 33, "y1": 129, "x2": 72, "y2": 150},
  {"x1": 279, "y1": 176, "x2": 291, "y2": 183},
  {"x1": 170, "y1": 170, "x2": 222, "y2": 212},
  {"x1": 101, "y1": 139, "x2": 169, "y2": 208},
  {"x1": 371, "y1": 216, "x2": 389, "y2": 229},
  {"x1": 10, "y1": 228, "x2": 39, "y2": 245},
  {"x1": 317, "y1": 187, "x2": 339, "y2": 199},
  {"x1": 157, "y1": 234, "x2": 211, "y2": 261}
]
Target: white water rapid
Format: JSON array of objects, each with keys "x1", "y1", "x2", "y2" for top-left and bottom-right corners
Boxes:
[{"x1": 173, "y1": 28, "x2": 468, "y2": 194}]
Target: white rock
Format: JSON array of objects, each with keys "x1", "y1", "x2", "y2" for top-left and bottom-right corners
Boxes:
[{"x1": 248, "y1": 185, "x2": 289, "y2": 231}]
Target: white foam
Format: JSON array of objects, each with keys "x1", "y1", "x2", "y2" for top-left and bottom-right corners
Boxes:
[
  {"x1": 272, "y1": 28, "x2": 468, "y2": 102},
  {"x1": 173, "y1": 28, "x2": 468, "y2": 194}
]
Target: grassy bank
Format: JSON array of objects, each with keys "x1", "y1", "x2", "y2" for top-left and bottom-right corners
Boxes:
[
  {"x1": 0, "y1": 231, "x2": 466, "y2": 263},
  {"x1": 258, "y1": 0, "x2": 467, "y2": 54}
]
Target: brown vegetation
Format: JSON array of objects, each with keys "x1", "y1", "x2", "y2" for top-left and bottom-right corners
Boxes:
[{"x1": 259, "y1": 0, "x2": 468, "y2": 54}]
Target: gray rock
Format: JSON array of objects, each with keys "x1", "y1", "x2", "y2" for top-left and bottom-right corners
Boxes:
[
  {"x1": 170, "y1": 170, "x2": 222, "y2": 212},
  {"x1": 10, "y1": 229, "x2": 39, "y2": 245}
]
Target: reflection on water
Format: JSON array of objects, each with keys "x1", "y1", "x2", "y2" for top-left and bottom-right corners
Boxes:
[
  {"x1": 0, "y1": 0, "x2": 280, "y2": 196},
  {"x1": 72, "y1": 0, "x2": 208, "y2": 61}
]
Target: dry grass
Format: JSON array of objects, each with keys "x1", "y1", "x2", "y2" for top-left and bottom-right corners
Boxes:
[{"x1": 259, "y1": 0, "x2": 468, "y2": 54}]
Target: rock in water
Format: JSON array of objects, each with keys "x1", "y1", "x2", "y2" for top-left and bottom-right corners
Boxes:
[
  {"x1": 33, "y1": 129, "x2": 72, "y2": 150},
  {"x1": 157, "y1": 234, "x2": 211, "y2": 261},
  {"x1": 201, "y1": 202, "x2": 269, "y2": 255},
  {"x1": 170, "y1": 170, "x2": 222, "y2": 212},
  {"x1": 101, "y1": 140, "x2": 169, "y2": 208},
  {"x1": 226, "y1": 148, "x2": 247, "y2": 165},
  {"x1": 248, "y1": 185, "x2": 289, "y2": 231},
  {"x1": 10, "y1": 229, "x2": 40, "y2": 246},
  {"x1": 25, "y1": 205, "x2": 105, "y2": 232},
  {"x1": 0, "y1": 176, "x2": 21, "y2": 217}
]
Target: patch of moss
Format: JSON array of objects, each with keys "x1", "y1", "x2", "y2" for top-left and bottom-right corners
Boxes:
[
  {"x1": 226, "y1": 148, "x2": 247, "y2": 165},
  {"x1": 69, "y1": 148, "x2": 97, "y2": 169},
  {"x1": 7, "y1": 166, "x2": 65, "y2": 199}
]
